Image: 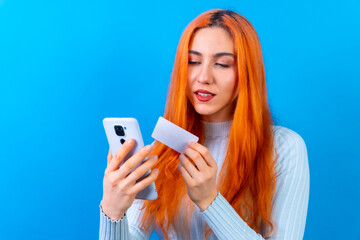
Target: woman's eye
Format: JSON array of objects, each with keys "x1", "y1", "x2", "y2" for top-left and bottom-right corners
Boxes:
[
  {"x1": 215, "y1": 63, "x2": 230, "y2": 68},
  {"x1": 188, "y1": 61, "x2": 200, "y2": 65}
]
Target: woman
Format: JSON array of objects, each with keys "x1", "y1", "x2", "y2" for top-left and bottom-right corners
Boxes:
[{"x1": 99, "y1": 9, "x2": 309, "y2": 240}]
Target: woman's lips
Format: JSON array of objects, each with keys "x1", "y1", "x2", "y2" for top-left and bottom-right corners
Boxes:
[{"x1": 195, "y1": 89, "x2": 216, "y2": 102}]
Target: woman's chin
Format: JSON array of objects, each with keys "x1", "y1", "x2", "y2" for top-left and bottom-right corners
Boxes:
[{"x1": 194, "y1": 107, "x2": 217, "y2": 118}]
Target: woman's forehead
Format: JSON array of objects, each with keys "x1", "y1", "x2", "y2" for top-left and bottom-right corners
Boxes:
[{"x1": 189, "y1": 27, "x2": 234, "y2": 55}]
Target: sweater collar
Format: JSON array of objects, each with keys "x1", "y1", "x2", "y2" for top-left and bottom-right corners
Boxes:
[{"x1": 201, "y1": 120, "x2": 232, "y2": 137}]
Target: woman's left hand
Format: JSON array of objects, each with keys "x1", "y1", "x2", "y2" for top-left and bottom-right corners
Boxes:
[{"x1": 178, "y1": 142, "x2": 219, "y2": 211}]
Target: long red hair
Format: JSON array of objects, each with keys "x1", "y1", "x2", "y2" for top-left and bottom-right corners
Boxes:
[{"x1": 142, "y1": 9, "x2": 276, "y2": 239}]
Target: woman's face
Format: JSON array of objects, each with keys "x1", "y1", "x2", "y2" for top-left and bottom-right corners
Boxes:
[{"x1": 186, "y1": 27, "x2": 238, "y2": 122}]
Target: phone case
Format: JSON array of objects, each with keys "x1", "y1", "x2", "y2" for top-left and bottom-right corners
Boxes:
[{"x1": 103, "y1": 118, "x2": 157, "y2": 200}]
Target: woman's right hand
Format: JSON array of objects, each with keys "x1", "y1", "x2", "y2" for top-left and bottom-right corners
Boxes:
[{"x1": 100, "y1": 138, "x2": 159, "y2": 221}]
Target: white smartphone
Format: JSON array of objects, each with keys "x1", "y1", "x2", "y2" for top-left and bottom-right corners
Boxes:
[{"x1": 103, "y1": 118, "x2": 157, "y2": 200}]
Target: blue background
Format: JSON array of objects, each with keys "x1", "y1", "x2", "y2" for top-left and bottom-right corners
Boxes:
[{"x1": 0, "y1": 0, "x2": 359, "y2": 239}]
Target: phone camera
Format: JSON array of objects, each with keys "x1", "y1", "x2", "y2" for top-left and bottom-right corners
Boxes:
[{"x1": 114, "y1": 125, "x2": 125, "y2": 136}]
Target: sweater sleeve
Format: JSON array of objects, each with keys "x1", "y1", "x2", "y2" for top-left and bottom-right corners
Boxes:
[
  {"x1": 200, "y1": 126, "x2": 310, "y2": 240},
  {"x1": 99, "y1": 200, "x2": 154, "y2": 240},
  {"x1": 99, "y1": 205, "x2": 130, "y2": 240}
]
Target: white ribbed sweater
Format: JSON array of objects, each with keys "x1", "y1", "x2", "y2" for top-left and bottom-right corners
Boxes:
[{"x1": 99, "y1": 121, "x2": 310, "y2": 239}]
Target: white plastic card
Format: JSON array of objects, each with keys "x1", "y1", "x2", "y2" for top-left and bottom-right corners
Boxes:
[{"x1": 151, "y1": 117, "x2": 199, "y2": 153}]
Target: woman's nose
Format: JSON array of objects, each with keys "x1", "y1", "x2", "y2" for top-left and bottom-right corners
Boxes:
[{"x1": 197, "y1": 64, "x2": 212, "y2": 84}]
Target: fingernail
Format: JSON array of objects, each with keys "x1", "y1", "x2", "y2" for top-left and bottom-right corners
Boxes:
[
  {"x1": 145, "y1": 145, "x2": 153, "y2": 151},
  {"x1": 126, "y1": 138, "x2": 133, "y2": 144},
  {"x1": 153, "y1": 169, "x2": 159, "y2": 174},
  {"x1": 187, "y1": 141, "x2": 193, "y2": 147}
]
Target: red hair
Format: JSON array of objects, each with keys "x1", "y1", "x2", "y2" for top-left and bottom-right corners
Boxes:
[{"x1": 142, "y1": 9, "x2": 276, "y2": 239}]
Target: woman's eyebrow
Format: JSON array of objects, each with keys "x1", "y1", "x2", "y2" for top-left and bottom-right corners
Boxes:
[
  {"x1": 189, "y1": 50, "x2": 202, "y2": 56},
  {"x1": 213, "y1": 52, "x2": 234, "y2": 58},
  {"x1": 189, "y1": 50, "x2": 234, "y2": 58}
]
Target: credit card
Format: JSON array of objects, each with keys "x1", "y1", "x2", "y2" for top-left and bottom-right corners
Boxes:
[{"x1": 151, "y1": 117, "x2": 199, "y2": 153}]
